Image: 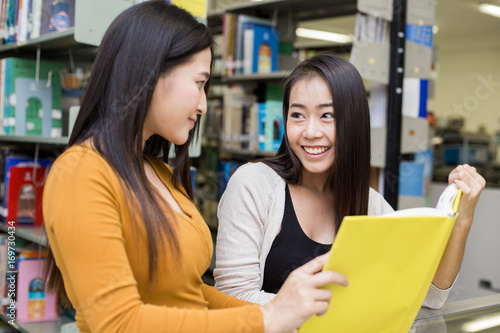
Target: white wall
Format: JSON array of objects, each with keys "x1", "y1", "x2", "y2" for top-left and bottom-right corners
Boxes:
[
  {"x1": 428, "y1": 42, "x2": 500, "y2": 137},
  {"x1": 430, "y1": 183, "x2": 500, "y2": 302}
]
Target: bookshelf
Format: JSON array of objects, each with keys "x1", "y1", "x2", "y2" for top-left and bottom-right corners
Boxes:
[
  {"x1": 0, "y1": 29, "x2": 77, "y2": 55},
  {"x1": 209, "y1": 0, "x2": 357, "y2": 21},
  {"x1": 0, "y1": 313, "x2": 74, "y2": 333},
  {"x1": 220, "y1": 71, "x2": 290, "y2": 83},
  {"x1": 209, "y1": 0, "x2": 409, "y2": 209},
  {"x1": 0, "y1": 136, "x2": 68, "y2": 146},
  {"x1": 219, "y1": 148, "x2": 275, "y2": 158},
  {"x1": 0, "y1": 225, "x2": 47, "y2": 247}
]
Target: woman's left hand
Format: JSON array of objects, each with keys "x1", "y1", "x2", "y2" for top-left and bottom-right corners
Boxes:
[{"x1": 448, "y1": 164, "x2": 486, "y2": 229}]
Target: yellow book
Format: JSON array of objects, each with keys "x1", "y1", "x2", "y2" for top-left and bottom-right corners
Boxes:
[{"x1": 299, "y1": 184, "x2": 463, "y2": 333}]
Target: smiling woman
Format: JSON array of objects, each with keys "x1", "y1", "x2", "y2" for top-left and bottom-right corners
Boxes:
[
  {"x1": 215, "y1": 53, "x2": 373, "y2": 301},
  {"x1": 214, "y1": 53, "x2": 485, "y2": 312},
  {"x1": 286, "y1": 76, "x2": 336, "y2": 177}
]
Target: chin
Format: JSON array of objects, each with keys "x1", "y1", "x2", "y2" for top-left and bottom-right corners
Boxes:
[{"x1": 169, "y1": 134, "x2": 190, "y2": 146}]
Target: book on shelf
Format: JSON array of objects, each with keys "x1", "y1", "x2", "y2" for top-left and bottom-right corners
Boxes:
[
  {"x1": 259, "y1": 85, "x2": 284, "y2": 151},
  {"x1": 258, "y1": 100, "x2": 283, "y2": 152},
  {"x1": 41, "y1": 0, "x2": 75, "y2": 36},
  {"x1": 0, "y1": 0, "x2": 75, "y2": 44},
  {"x1": 203, "y1": 98, "x2": 222, "y2": 138},
  {"x1": 0, "y1": 59, "x2": 5, "y2": 136},
  {"x1": 221, "y1": 87, "x2": 258, "y2": 151},
  {"x1": 0, "y1": 234, "x2": 7, "y2": 315},
  {"x1": 233, "y1": 14, "x2": 277, "y2": 75},
  {"x1": 220, "y1": 85, "x2": 285, "y2": 153},
  {"x1": 243, "y1": 23, "x2": 278, "y2": 74},
  {"x1": 6, "y1": 165, "x2": 47, "y2": 227},
  {"x1": 222, "y1": 13, "x2": 237, "y2": 76},
  {"x1": 0, "y1": 240, "x2": 57, "y2": 321},
  {"x1": 2, "y1": 154, "x2": 53, "y2": 224},
  {"x1": 299, "y1": 184, "x2": 463, "y2": 333},
  {"x1": 217, "y1": 160, "x2": 241, "y2": 200},
  {"x1": 14, "y1": 250, "x2": 57, "y2": 323},
  {"x1": 2, "y1": 58, "x2": 64, "y2": 137}
]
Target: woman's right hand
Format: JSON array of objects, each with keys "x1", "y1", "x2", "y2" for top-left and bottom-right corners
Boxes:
[{"x1": 260, "y1": 252, "x2": 349, "y2": 333}]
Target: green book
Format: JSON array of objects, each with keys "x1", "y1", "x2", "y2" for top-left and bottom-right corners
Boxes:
[{"x1": 4, "y1": 58, "x2": 64, "y2": 137}]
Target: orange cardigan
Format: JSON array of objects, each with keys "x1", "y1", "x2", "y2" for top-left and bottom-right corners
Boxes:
[{"x1": 43, "y1": 145, "x2": 264, "y2": 333}]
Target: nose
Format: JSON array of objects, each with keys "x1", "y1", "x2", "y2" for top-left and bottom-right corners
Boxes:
[
  {"x1": 197, "y1": 89, "x2": 207, "y2": 115},
  {"x1": 303, "y1": 119, "x2": 323, "y2": 139}
]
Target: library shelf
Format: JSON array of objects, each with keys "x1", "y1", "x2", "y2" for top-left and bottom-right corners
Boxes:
[
  {"x1": 0, "y1": 313, "x2": 74, "y2": 333},
  {"x1": 0, "y1": 224, "x2": 47, "y2": 247},
  {"x1": 0, "y1": 136, "x2": 68, "y2": 146},
  {"x1": 0, "y1": 29, "x2": 79, "y2": 58}
]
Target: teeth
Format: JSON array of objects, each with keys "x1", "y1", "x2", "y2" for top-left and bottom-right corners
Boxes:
[{"x1": 303, "y1": 146, "x2": 330, "y2": 155}]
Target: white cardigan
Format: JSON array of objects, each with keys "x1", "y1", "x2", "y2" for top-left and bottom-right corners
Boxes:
[{"x1": 214, "y1": 162, "x2": 452, "y2": 309}]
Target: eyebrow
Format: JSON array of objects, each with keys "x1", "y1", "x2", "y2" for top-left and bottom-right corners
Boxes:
[
  {"x1": 199, "y1": 71, "x2": 210, "y2": 79},
  {"x1": 289, "y1": 103, "x2": 334, "y2": 109}
]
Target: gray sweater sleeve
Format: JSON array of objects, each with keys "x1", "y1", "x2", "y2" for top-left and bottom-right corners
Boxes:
[{"x1": 214, "y1": 163, "x2": 280, "y2": 305}]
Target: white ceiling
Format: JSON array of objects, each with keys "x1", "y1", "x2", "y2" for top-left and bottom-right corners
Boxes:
[{"x1": 433, "y1": 0, "x2": 500, "y2": 47}]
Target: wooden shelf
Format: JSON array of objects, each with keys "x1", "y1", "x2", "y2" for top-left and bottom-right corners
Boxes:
[
  {"x1": 0, "y1": 29, "x2": 75, "y2": 51},
  {"x1": 208, "y1": 0, "x2": 356, "y2": 21},
  {"x1": 0, "y1": 224, "x2": 47, "y2": 247},
  {"x1": 219, "y1": 148, "x2": 276, "y2": 158},
  {"x1": 0, "y1": 28, "x2": 98, "y2": 62},
  {"x1": 221, "y1": 71, "x2": 290, "y2": 83},
  {"x1": 0, "y1": 313, "x2": 74, "y2": 333},
  {"x1": 0, "y1": 29, "x2": 86, "y2": 58},
  {"x1": 0, "y1": 136, "x2": 68, "y2": 146}
]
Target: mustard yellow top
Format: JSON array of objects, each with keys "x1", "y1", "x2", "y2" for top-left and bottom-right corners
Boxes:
[{"x1": 43, "y1": 145, "x2": 264, "y2": 333}]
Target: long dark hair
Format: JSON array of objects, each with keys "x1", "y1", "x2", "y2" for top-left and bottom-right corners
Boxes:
[
  {"x1": 263, "y1": 53, "x2": 370, "y2": 232},
  {"x1": 44, "y1": 1, "x2": 214, "y2": 307}
]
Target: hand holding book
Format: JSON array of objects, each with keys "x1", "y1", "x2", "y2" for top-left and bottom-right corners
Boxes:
[
  {"x1": 261, "y1": 252, "x2": 348, "y2": 333},
  {"x1": 432, "y1": 164, "x2": 486, "y2": 290},
  {"x1": 298, "y1": 167, "x2": 485, "y2": 333},
  {"x1": 448, "y1": 164, "x2": 486, "y2": 230}
]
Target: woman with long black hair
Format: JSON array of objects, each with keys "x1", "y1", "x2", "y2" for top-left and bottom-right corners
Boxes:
[
  {"x1": 43, "y1": 2, "x2": 344, "y2": 332},
  {"x1": 215, "y1": 53, "x2": 485, "y2": 310}
]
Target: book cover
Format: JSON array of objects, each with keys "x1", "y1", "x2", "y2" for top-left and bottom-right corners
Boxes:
[
  {"x1": 30, "y1": 0, "x2": 43, "y2": 39},
  {"x1": 6, "y1": 165, "x2": 46, "y2": 226},
  {"x1": 218, "y1": 161, "x2": 241, "y2": 200},
  {"x1": 3, "y1": 155, "x2": 53, "y2": 222},
  {"x1": 16, "y1": 258, "x2": 58, "y2": 322},
  {"x1": 229, "y1": 94, "x2": 256, "y2": 150},
  {"x1": 0, "y1": 235, "x2": 7, "y2": 314},
  {"x1": 222, "y1": 13, "x2": 237, "y2": 76},
  {"x1": 260, "y1": 100, "x2": 283, "y2": 151},
  {"x1": 40, "y1": 0, "x2": 75, "y2": 36},
  {"x1": 258, "y1": 103, "x2": 266, "y2": 151},
  {"x1": 234, "y1": 14, "x2": 274, "y2": 75},
  {"x1": 299, "y1": 185, "x2": 462, "y2": 333},
  {"x1": 4, "y1": 57, "x2": 64, "y2": 137},
  {"x1": 242, "y1": 23, "x2": 278, "y2": 74},
  {"x1": 0, "y1": 59, "x2": 5, "y2": 135},
  {"x1": 17, "y1": 0, "x2": 29, "y2": 42},
  {"x1": 4, "y1": 57, "x2": 12, "y2": 135}
]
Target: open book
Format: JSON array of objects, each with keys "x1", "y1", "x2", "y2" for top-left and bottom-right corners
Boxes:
[{"x1": 299, "y1": 184, "x2": 462, "y2": 333}]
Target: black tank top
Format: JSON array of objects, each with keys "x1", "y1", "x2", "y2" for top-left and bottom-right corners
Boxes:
[{"x1": 262, "y1": 184, "x2": 332, "y2": 293}]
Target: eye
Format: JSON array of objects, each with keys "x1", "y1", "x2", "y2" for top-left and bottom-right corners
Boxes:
[
  {"x1": 322, "y1": 112, "x2": 335, "y2": 119},
  {"x1": 290, "y1": 112, "x2": 304, "y2": 119},
  {"x1": 197, "y1": 81, "x2": 207, "y2": 87}
]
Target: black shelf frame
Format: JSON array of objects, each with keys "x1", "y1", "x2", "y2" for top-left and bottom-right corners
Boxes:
[{"x1": 383, "y1": 0, "x2": 407, "y2": 209}]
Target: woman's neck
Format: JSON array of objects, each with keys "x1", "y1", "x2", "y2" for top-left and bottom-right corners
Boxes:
[{"x1": 300, "y1": 169, "x2": 332, "y2": 194}]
